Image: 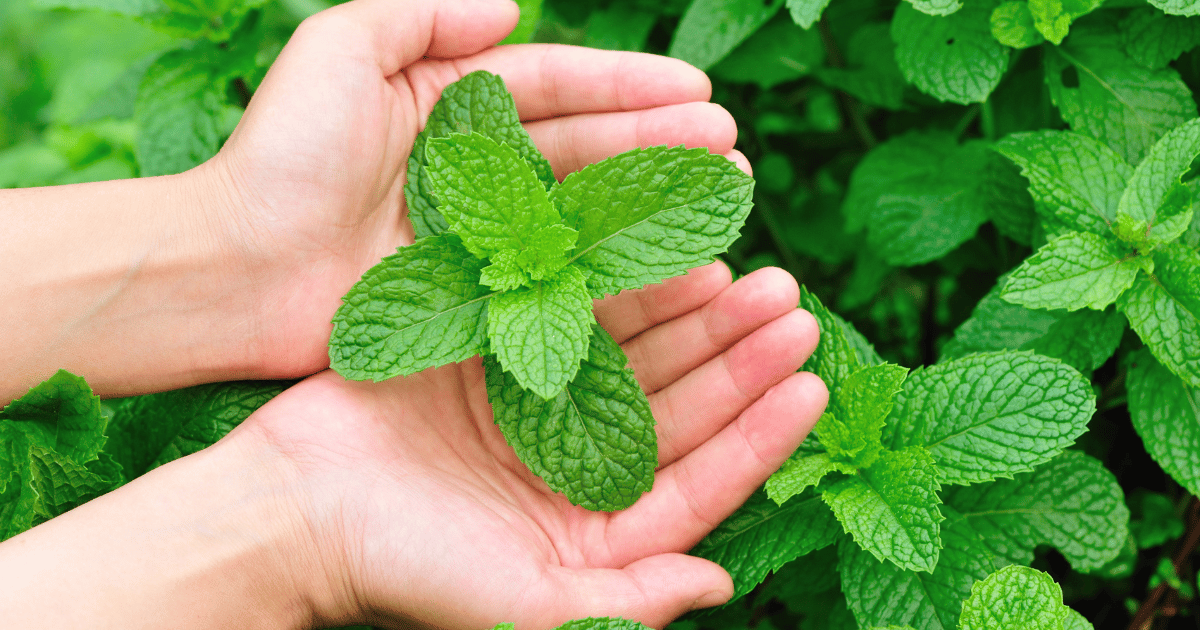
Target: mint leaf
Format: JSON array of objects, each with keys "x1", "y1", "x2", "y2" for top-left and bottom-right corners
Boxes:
[
  {"x1": 843, "y1": 133, "x2": 993, "y2": 266},
  {"x1": 823, "y1": 447, "x2": 943, "y2": 573},
  {"x1": 995, "y1": 130, "x2": 1131, "y2": 238},
  {"x1": 990, "y1": 1, "x2": 1045, "y2": 48},
  {"x1": 904, "y1": 0, "x2": 963, "y2": 17},
  {"x1": 946, "y1": 450, "x2": 1129, "y2": 572},
  {"x1": 836, "y1": 312, "x2": 886, "y2": 367},
  {"x1": 554, "y1": 619, "x2": 652, "y2": 630},
  {"x1": 424, "y1": 133, "x2": 559, "y2": 259},
  {"x1": 516, "y1": 224, "x2": 578, "y2": 280},
  {"x1": 766, "y1": 451, "x2": 856, "y2": 505},
  {"x1": 891, "y1": 0, "x2": 1008, "y2": 105},
  {"x1": 1064, "y1": 609, "x2": 1096, "y2": 630},
  {"x1": 958, "y1": 566, "x2": 1068, "y2": 630},
  {"x1": 1028, "y1": 0, "x2": 1102, "y2": 45},
  {"x1": 1025, "y1": 307, "x2": 1125, "y2": 374},
  {"x1": 818, "y1": 363, "x2": 908, "y2": 468},
  {"x1": 330, "y1": 234, "x2": 493, "y2": 382},
  {"x1": 26, "y1": 445, "x2": 118, "y2": 525},
  {"x1": 406, "y1": 71, "x2": 555, "y2": 239},
  {"x1": 479, "y1": 249, "x2": 528, "y2": 293},
  {"x1": 787, "y1": 0, "x2": 833, "y2": 28},
  {"x1": 799, "y1": 286, "x2": 859, "y2": 391},
  {"x1": 104, "y1": 380, "x2": 289, "y2": 478},
  {"x1": 1000, "y1": 232, "x2": 1143, "y2": 311},
  {"x1": 1117, "y1": 118, "x2": 1200, "y2": 247},
  {"x1": 711, "y1": 14, "x2": 825, "y2": 89},
  {"x1": 690, "y1": 489, "x2": 841, "y2": 601},
  {"x1": 1150, "y1": 0, "x2": 1200, "y2": 17},
  {"x1": 1123, "y1": 8, "x2": 1200, "y2": 69},
  {"x1": 815, "y1": 24, "x2": 907, "y2": 110},
  {"x1": 1044, "y1": 19, "x2": 1196, "y2": 165},
  {"x1": 488, "y1": 267, "x2": 594, "y2": 399},
  {"x1": 1128, "y1": 348, "x2": 1200, "y2": 497},
  {"x1": 667, "y1": 0, "x2": 784, "y2": 71},
  {"x1": 886, "y1": 351, "x2": 1094, "y2": 485},
  {"x1": 1130, "y1": 491, "x2": 1186, "y2": 549},
  {"x1": 485, "y1": 324, "x2": 654, "y2": 511},
  {"x1": 553, "y1": 145, "x2": 754, "y2": 299},
  {"x1": 1119, "y1": 244, "x2": 1200, "y2": 388}
]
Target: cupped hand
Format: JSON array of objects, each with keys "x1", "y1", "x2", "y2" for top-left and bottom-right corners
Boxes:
[
  {"x1": 204, "y1": 0, "x2": 741, "y2": 380},
  {"x1": 233, "y1": 263, "x2": 827, "y2": 629}
]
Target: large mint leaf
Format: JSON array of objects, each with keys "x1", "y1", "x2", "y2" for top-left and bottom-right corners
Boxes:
[
  {"x1": 891, "y1": 0, "x2": 1007, "y2": 105},
  {"x1": 1001, "y1": 231, "x2": 1143, "y2": 311},
  {"x1": 1150, "y1": 0, "x2": 1200, "y2": 17},
  {"x1": 667, "y1": 0, "x2": 784, "y2": 71},
  {"x1": 1122, "y1": 8, "x2": 1200, "y2": 69},
  {"x1": 823, "y1": 447, "x2": 943, "y2": 573},
  {"x1": 1044, "y1": 19, "x2": 1196, "y2": 164},
  {"x1": 553, "y1": 145, "x2": 754, "y2": 299},
  {"x1": 488, "y1": 267, "x2": 594, "y2": 399},
  {"x1": 485, "y1": 325, "x2": 654, "y2": 511},
  {"x1": 995, "y1": 130, "x2": 1131, "y2": 237},
  {"x1": 424, "y1": 133, "x2": 558, "y2": 259},
  {"x1": 330, "y1": 234, "x2": 492, "y2": 382},
  {"x1": 991, "y1": 1, "x2": 1045, "y2": 49},
  {"x1": 799, "y1": 287, "x2": 859, "y2": 391},
  {"x1": 1028, "y1": 0, "x2": 1103, "y2": 45},
  {"x1": 1117, "y1": 118, "x2": 1200, "y2": 247},
  {"x1": 405, "y1": 71, "x2": 554, "y2": 239},
  {"x1": 945, "y1": 450, "x2": 1129, "y2": 572},
  {"x1": 690, "y1": 489, "x2": 841, "y2": 601},
  {"x1": 839, "y1": 514, "x2": 993, "y2": 630},
  {"x1": 1119, "y1": 243, "x2": 1200, "y2": 388},
  {"x1": 842, "y1": 133, "x2": 992, "y2": 266},
  {"x1": 886, "y1": 351, "x2": 1093, "y2": 485},
  {"x1": 766, "y1": 452, "x2": 856, "y2": 505},
  {"x1": 104, "y1": 380, "x2": 289, "y2": 478},
  {"x1": 958, "y1": 566, "x2": 1068, "y2": 630},
  {"x1": 1128, "y1": 348, "x2": 1200, "y2": 498}
]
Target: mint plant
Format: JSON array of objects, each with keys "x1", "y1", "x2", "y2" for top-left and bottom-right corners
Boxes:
[{"x1": 327, "y1": 70, "x2": 754, "y2": 511}]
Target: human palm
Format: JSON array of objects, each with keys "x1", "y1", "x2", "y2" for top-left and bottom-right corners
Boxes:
[{"x1": 238, "y1": 263, "x2": 826, "y2": 629}]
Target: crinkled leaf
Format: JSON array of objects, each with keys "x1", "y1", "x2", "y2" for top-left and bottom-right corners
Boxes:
[
  {"x1": 823, "y1": 447, "x2": 943, "y2": 573},
  {"x1": 1123, "y1": 8, "x2": 1200, "y2": 69},
  {"x1": 767, "y1": 452, "x2": 856, "y2": 505},
  {"x1": 887, "y1": 351, "x2": 1094, "y2": 485},
  {"x1": 818, "y1": 364, "x2": 908, "y2": 468},
  {"x1": 1028, "y1": 0, "x2": 1103, "y2": 45},
  {"x1": 479, "y1": 249, "x2": 528, "y2": 293},
  {"x1": 905, "y1": 0, "x2": 963, "y2": 17},
  {"x1": 991, "y1": 1, "x2": 1045, "y2": 48},
  {"x1": 554, "y1": 619, "x2": 652, "y2": 630},
  {"x1": 835, "y1": 312, "x2": 885, "y2": 367},
  {"x1": 516, "y1": 224, "x2": 578, "y2": 280},
  {"x1": 26, "y1": 445, "x2": 119, "y2": 525},
  {"x1": 711, "y1": 14, "x2": 825, "y2": 89},
  {"x1": 1128, "y1": 348, "x2": 1200, "y2": 497},
  {"x1": 1118, "y1": 118, "x2": 1200, "y2": 246},
  {"x1": 892, "y1": 0, "x2": 1008, "y2": 104},
  {"x1": 958, "y1": 566, "x2": 1068, "y2": 630},
  {"x1": 485, "y1": 325, "x2": 654, "y2": 511},
  {"x1": 1001, "y1": 232, "x2": 1143, "y2": 311},
  {"x1": 667, "y1": 0, "x2": 785, "y2": 71},
  {"x1": 1150, "y1": 0, "x2": 1200, "y2": 17},
  {"x1": 553, "y1": 145, "x2": 754, "y2": 298},
  {"x1": 1119, "y1": 243, "x2": 1200, "y2": 388},
  {"x1": 799, "y1": 286, "x2": 859, "y2": 391},
  {"x1": 330, "y1": 234, "x2": 492, "y2": 382},
  {"x1": 1063, "y1": 609, "x2": 1095, "y2": 630}
]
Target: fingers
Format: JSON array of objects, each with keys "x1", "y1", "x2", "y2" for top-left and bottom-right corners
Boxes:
[
  {"x1": 604, "y1": 372, "x2": 828, "y2": 566},
  {"x1": 594, "y1": 261, "x2": 732, "y2": 344}
]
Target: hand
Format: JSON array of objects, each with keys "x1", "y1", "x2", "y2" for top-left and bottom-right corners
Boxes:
[
  {"x1": 235, "y1": 262, "x2": 826, "y2": 629},
  {"x1": 207, "y1": 0, "x2": 743, "y2": 380}
]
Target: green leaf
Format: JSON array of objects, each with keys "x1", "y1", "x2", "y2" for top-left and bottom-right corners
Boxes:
[
  {"x1": 1119, "y1": 244, "x2": 1200, "y2": 388},
  {"x1": 766, "y1": 452, "x2": 856, "y2": 505},
  {"x1": 1028, "y1": 0, "x2": 1103, "y2": 45},
  {"x1": 1063, "y1": 609, "x2": 1095, "y2": 630},
  {"x1": 26, "y1": 444, "x2": 117, "y2": 525},
  {"x1": 424, "y1": 133, "x2": 558, "y2": 259},
  {"x1": 839, "y1": 514, "x2": 993, "y2": 630},
  {"x1": 945, "y1": 450, "x2": 1130, "y2": 572},
  {"x1": 32, "y1": 0, "x2": 164, "y2": 16},
  {"x1": 553, "y1": 619, "x2": 653, "y2": 630},
  {"x1": 553, "y1": 145, "x2": 754, "y2": 299},
  {"x1": 1122, "y1": 8, "x2": 1200, "y2": 69},
  {"x1": 1149, "y1": 0, "x2": 1200, "y2": 17},
  {"x1": 489, "y1": 267, "x2": 595, "y2": 399},
  {"x1": 1127, "y1": 348, "x2": 1200, "y2": 498},
  {"x1": 1129, "y1": 491, "x2": 1185, "y2": 548},
  {"x1": 799, "y1": 286, "x2": 859, "y2": 392},
  {"x1": 823, "y1": 447, "x2": 943, "y2": 573},
  {"x1": 835, "y1": 312, "x2": 886, "y2": 367},
  {"x1": 1117, "y1": 118, "x2": 1200, "y2": 247},
  {"x1": 1000, "y1": 232, "x2": 1143, "y2": 311},
  {"x1": 891, "y1": 0, "x2": 1008, "y2": 104},
  {"x1": 479, "y1": 249, "x2": 529, "y2": 293},
  {"x1": 904, "y1": 0, "x2": 963, "y2": 17},
  {"x1": 887, "y1": 351, "x2": 1094, "y2": 485},
  {"x1": 583, "y1": 5, "x2": 657, "y2": 52},
  {"x1": 329, "y1": 234, "x2": 493, "y2": 382},
  {"x1": 815, "y1": 24, "x2": 907, "y2": 110},
  {"x1": 690, "y1": 489, "x2": 841, "y2": 602},
  {"x1": 499, "y1": 0, "x2": 542, "y2": 44},
  {"x1": 990, "y1": 1, "x2": 1045, "y2": 48},
  {"x1": 995, "y1": 130, "x2": 1132, "y2": 237},
  {"x1": 78, "y1": 55, "x2": 154, "y2": 123},
  {"x1": 1023, "y1": 307, "x2": 1126, "y2": 373},
  {"x1": 104, "y1": 380, "x2": 289, "y2": 478},
  {"x1": 485, "y1": 325, "x2": 655, "y2": 511},
  {"x1": 667, "y1": 0, "x2": 785, "y2": 71},
  {"x1": 842, "y1": 133, "x2": 993, "y2": 266},
  {"x1": 710, "y1": 14, "x2": 825, "y2": 89},
  {"x1": 516, "y1": 224, "x2": 578, "y2": 280},
  {"x1": 958, "y1": 566, "x2": 1068, "y2": 630},
  {"x1": 1044, "y1": 19, "x2": 1196, "y2": 165},
  {"x1": 787, "y1": 0, "x2": 833, "y2": 28},
  {"x1": 819, "y1": 364, "x2": 909, "y2": 468}
]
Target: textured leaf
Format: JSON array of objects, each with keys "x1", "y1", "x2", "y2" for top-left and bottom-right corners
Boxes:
[
  {"x1": 485, "y1": 325, "x2": 654, "y2": 511},
  {"x1": 839, "y1": 514, "x2": 993, "y2": 630},
  {"x1": 553, "y1": 145, "x2": 754, "y2": 298},
  {"x1": 1119, "y1": 244, "x2": 1200, "y2": 388},
  {"x1": 668, "y1": 0, "x2": 785, "y2": 71},
  {"x1": 990, "y1": 1, "x2": 1045, "y2": 48},
  {"x1": 891, "y1": 0, "x2": 1008, "y2": 104},
  {"x1": 995, "y1": 130, "x2": 1132, "y2": 237},
  {"x1": 766, "y1": 452, "x2": 856, "y2": 505},
  {"x1": 711, "y1": 14, "x2": 825, "y2": 89},
  {"x1": 104, "y1": 380, "x2": 289, "y2": 478},
  {"x1": 406, "y1": 72, "x2": 554, "y2": 239},
  {"x1": 489, "y1": 267, "x2": 595, "y2": 399},
  {"x1": 787, "y1": 0, "x2": 833, "y2": 28},
  {"x1": 1028, "y1": 0, "x2": 1103, "y2": 45},
  {"x1": 1045, "y1": 19, "x2": 1196, "y2": 164},
  {"x1": 816, "y1": 24, "x2": 907, "y2": 110},
  {"x1": 799, "y1": 286, "x2": 859, "y2": 391},
  {"x1": 958, "y1": 566, "x2": 1067, "y2": 630},
  {"x1": 945, "y1": 450, "x2": 1130, "y2": 572},
  {"x1": 819, "y1": 364, "x2": 909, "y2": 468},
  {"x1": 554, "y1": 619, "x2": 652, "y2": 630},
  {"x1": 823, "y1": 447, "x2": 943, "y2": 573},
  {"x1": 980, "y1": 153, "x2": 1039, "y2": 245},
  {"x1": 26, "y1": 445, "x2": 120, "y2": 524},
  {"x1": 835, "y1": 312, "x2": 886, "y2": 367},
  {"x1": 1001, "y1": 232, "x2": 1143, "y2": 311},
  {"x1": 1128, "y1": 348, "x2": 1200, "y2": 497},
  {"x1": 690, "y1": 489, "x2": 841, "y2": 601},
  {"x1": 1123, "y1": 8, "x2": 1200, "y2": 68},
  {"x1": 330, "y1": 234, "x2": 492, "y2": 382},
  {"x1": 905, "y1": 0, "x2": 963, "y2": 17},
  {"x1": 1118, "y1": 118, "x2": 1200, "y2": 246},
  {"x1": 1063, "y1": 609, "x2": 1095, "y2": 630},
  {"x1": 842, "y1": 133, "x2": 993, "y2": 266},
  {"x1": 1150, "y1": 0, "x2": 1200, "y2": 17},
  {"x1": 887, "y1": 351, "x2": 1094, "y2": 485}
]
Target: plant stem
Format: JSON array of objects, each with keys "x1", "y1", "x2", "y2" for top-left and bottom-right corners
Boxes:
[
  {"x1": 1129, "y1": 497, "x2": 1200, "y2": 630},
  {"x1": 980, "y1": 98, "x2": 996, "y2": 142},
  {"x1": 952, "y1": 105, "x2": 981, "y2": 140}
]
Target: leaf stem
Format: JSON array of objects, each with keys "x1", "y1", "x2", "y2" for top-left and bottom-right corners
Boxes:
[{"x1": 952, "y1": 105, "x2": 980, "y2": 141}]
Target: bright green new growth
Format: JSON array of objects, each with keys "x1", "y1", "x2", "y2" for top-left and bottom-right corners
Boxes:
[
  {"x1": 489, "y1": 617, "x2": 653, "y2": 630},
  {"x1": 330, "y1": 71, "x2": 754, "y2": 510},
  {"x1": 957, "y1": 566, "x2": 1069, "y2": 630}
]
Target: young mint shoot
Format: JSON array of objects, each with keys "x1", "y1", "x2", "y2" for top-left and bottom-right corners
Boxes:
[{"x1": 328, "y1": 71, "x2": 755, "y2": 511}]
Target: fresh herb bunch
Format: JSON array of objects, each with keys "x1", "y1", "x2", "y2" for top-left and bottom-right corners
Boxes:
[{"x1": 327, "y1": 71, "x2": 755, "y2": 511}]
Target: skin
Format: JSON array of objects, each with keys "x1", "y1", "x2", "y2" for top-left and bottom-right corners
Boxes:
[{"x1": 0, "y1": 0, "x2": 828, "y2": 627}]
